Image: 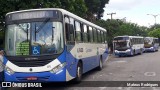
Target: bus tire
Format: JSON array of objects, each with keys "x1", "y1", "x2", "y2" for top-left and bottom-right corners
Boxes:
[
  {"x1": 97, "y1": 56, "x2": 103, "y2": 70},
  {"x1": 152, "y1": 48, "x2": 155, "y2": 52},
  {"x1": 140, "y1": 49, "x2": 143, "y2": 55},
  {"x1": 75, "y1": 62, "x2": 82, "y2": 83},
  {"x1": 130, "y1": 50, "x2": 134, "y2": 56},
  {"x1": 134, "y1": 50, "x2": 136, "y2": 55}
]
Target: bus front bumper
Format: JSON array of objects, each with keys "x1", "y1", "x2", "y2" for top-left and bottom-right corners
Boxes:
[
  {"x1": 145, "y1": 47, "x2": 154, "y2": 52},
  {"x1": 114, "y1": 51, "x2": 131, "y2": 56},
  {"x1": 4, "y1": 68, "x2": 66, "y2": 82}
]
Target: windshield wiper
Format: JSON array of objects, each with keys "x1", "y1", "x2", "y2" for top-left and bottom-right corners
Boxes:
[
  {"x1": 34, "y1": 18, "x2": 50, "y2": 42},
  {"x1": 52, "y1": 27, "x2": 55, "y2": 42},
  {"x1": 35, "y1": 18, "x2": 50, "y2": 33}
]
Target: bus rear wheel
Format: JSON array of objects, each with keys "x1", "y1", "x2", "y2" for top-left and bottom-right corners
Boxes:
[
  {"x1": 130, "y1": 50, "x2": 134, "y2": 56},
  {"x1": 75, "y1": 62, "x2": 82, "y2": 83},
  {"x1": 140, "y1": 49, "x2": 143, "y2": 55},
  {"x1": 97, "y1": 57, "x2": 103, "y2": 70},
  {"x1": 153, "y1": 48, "x2": 156, "y2": 52}
]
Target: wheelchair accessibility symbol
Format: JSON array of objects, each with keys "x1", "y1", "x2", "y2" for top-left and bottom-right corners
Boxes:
[{"x1": 32, "y1": 46, "x2": 40, "y2": 55}]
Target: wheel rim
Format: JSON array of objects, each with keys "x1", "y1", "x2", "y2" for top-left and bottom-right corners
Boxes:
[
  {"x1": 131, "y1": 51, "x2": 133, "y2": 55},
  {"x1": 100, "y1": 60, "x2": 102, "y2": 68},
  {"x1": 77, "y1": 65, "x2": 81, "y2": 78}
]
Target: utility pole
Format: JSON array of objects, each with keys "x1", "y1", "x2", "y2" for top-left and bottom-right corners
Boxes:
[
  {"x1": 107, "y1": 12, "x2": 116, "y2": 54},
  {"x1": 147, "y1": 14, "x2": 159, "y2": 25},
  {"x1": 107, "y1": 13, "x2": 116, "y2": 19}
]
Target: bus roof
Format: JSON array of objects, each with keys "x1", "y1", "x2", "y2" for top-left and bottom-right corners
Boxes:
[
  {"x1": 6, "y1": 8, "x2": 106, "y2": 32},
  {"x1": 114, "y1": 35, "x2": 144, "y2": 38},
  {"x1": 145, "y1": 37, "x2": 158, "y2": 39}
]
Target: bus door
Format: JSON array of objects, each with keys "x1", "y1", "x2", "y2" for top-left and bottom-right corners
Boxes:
[{"x1": 65, "y1": 16, "x2": 77, "y2": 79}]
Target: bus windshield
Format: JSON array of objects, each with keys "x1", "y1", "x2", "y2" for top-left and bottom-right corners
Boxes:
[
  {"x1": 5, "y1": 21, "x2": 63, "y2": 56},
  {"x1": 144, "y1": 38, "x2": 153, "y2": 44},
  {"x1": 114, "y1": 41, "x2": 128, "y2": 49},
  {"x1": 113, "y1": 37, "x2": 129, "y2": 50}
]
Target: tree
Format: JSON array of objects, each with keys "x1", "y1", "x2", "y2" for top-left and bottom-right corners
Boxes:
[
  {"x1": 0, "y1": 0, "x2": 109, "y2": 48},
  {"x1": 96, "y1": 19, "x2": 148, "y2": 53},
  {"x1": 148, "y1": 28, "x2": 160, "y2": 38},
  {"x1": 84, "y1": 0, "x2": 109, "y2": 21}
]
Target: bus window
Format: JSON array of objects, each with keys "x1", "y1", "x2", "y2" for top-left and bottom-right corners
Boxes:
[
  {"x1": 65, "y1": 17, "x2": 70, "y2": 41},
  {"x1": 75, "y1": 21, "x2": 81, "y2": 42},
  {"x1": 93, "y1": 28, "x2": 97, "y2": 43},
  {"x1": 83, "y1": 24, "x2": 88, "y2": 42},
  {"x1": 101, "y1": 31, "x2": 104, "y2": 43},
  {"x1": 69, "y1": 18, "x2": 75, "y2": 42},
  {"x1": 97, "y1": 30, "x2": 101, "y2": 43},
  {"x1": 89, "y1": 26, "x2": 93, "y2": 43},
  {"x1": 65, "y1": 17, "x2": 74, "y2": 44}
]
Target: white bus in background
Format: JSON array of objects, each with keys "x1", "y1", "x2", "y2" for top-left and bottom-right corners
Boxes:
[
  {"x1": 113, "y1": 36, "x2": 144, "y2": 57},
  {"x1": 144, "y1": 37, "x2": 159, "y2": 52}
]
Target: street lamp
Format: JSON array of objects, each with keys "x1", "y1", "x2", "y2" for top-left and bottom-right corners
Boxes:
[
  {"x1": 107, "y1": 12, "x2": 116, "y2": 20},
  {"x1": 147, "y1": 14, "x2": 160, "y2": 25}
]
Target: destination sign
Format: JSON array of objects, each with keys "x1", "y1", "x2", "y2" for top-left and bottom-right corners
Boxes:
[
  {"x1": 16, "y1": 42, "x2": 30, "y2": 55},
  {"x1": 8, "y1": 10, "x2": 59, "y2": 21}
]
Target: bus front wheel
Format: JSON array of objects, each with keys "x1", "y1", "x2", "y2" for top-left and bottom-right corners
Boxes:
[
  {"x1": 75, "y1": 62, "x2": 82, "y2": 83},
  {"x1": 130, "y1": 50, "x2": 134, "y2": 56},
  {"x1": 97, "y1": 56, "x2": 103, "y2": 70}
]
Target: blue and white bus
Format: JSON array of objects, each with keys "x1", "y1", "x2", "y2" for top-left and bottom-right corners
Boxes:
[
  {"x1": 1, "y1": 8, "x2": 108, "y2": 82},
  {"x1": 144, "y1": 37, "x2": 159, "y2": 52},
  {"x1": 113, "y1": 36, "x2": 144, "y2": 57}
]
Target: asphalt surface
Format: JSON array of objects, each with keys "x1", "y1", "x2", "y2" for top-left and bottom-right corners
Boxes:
[{"x1": 3, "y1": 49, "x2": 160, "y2": 90}]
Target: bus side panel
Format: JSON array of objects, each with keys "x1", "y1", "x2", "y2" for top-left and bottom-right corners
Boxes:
[
  {"x1": 82, "y1": 55, "x2": 99, "y2": 73},
  {"x1": 65, "y1": 46, "x2": 78, "y2": 81},
  {"x1": 65, "y1": 43, "x2": 108, "y2": 81},
  {"x1": 102, "y1": 48, "x2": 109, "y2": 63},
  {"x1": 154, "y1": 43, "x2": 159, "y2": 50}
]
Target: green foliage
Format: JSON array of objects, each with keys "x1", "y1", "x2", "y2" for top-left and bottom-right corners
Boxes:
[
  {"x1": 84, "y1": 0, "x2": 109, "y2": 21},
  {"x1": 0, "y1": 0, "x2": 109, "y2": 48},
  {"x1": 148, "y1": 24, "x2": 160, "y2": 31},
  {"x1": 148, "y1": 28, "x2": 160, "y2": 38},
  {"x1": 96, "y1": 19, "x2": 148, "y2": 48}
]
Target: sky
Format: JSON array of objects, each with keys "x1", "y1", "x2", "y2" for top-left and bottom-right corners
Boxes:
[{"x1": 102, "y1": 0, "x2": 160, "y2": 27}]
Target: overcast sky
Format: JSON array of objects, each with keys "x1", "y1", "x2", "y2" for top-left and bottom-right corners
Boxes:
[{"x1": 102, "y1": 0, "x2": 160, "y2": 27}]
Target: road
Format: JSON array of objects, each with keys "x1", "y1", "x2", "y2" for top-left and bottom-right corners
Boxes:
[{"x1": 5, "y1": 50, "x2": 160, "y2": 90}]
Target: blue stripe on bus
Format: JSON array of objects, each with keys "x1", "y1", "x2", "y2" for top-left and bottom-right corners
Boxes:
[
  {"x1": 66, "y1": 47, "x2": 109, "y2": 76},
  {"x1": 3, "y1": 56, "x2": 8, "y2": 65}
]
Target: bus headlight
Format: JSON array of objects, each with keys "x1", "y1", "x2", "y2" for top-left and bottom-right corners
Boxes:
[
  {"x1": 5, "y1": 66, "x2": 15, "y2": 75},
  {"x1": 115, "y1": 50, "x2": 118, "y2": 53},
  {"x1": 126, "y1": 49, "x2": 131, "y2": 52},
  {"x1": 150, "y1": 47, "x2": 154, "y2": 49},
  {"x1": 50, "y1": 62, "x2": 66, "y2": 74}
]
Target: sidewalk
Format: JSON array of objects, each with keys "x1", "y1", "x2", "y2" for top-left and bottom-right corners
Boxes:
[{"x1": 108, "y1": 54, "x2": 114, "y2": 61}]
